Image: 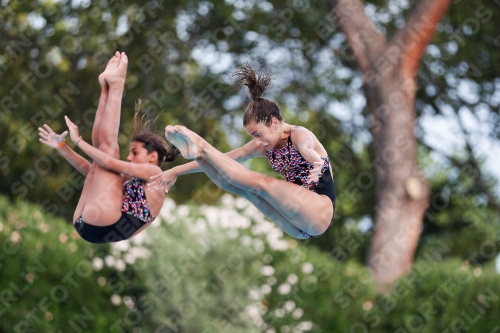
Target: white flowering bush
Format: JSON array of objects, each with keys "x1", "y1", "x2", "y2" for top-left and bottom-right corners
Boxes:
[
  {"x1": 132, "y1": 195, "x2": 500, "y2": 333},
  {"x1": 2, "y1": 194, "x2": 500, "y2": 333}
]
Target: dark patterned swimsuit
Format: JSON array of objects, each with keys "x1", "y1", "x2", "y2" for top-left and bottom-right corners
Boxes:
[
  {"x1": 266, "y1": 127, "x2": 336, "y2": 239},
  {"x1": 121, "y1": 178, "x2": 155, "y2": 223},
  {"x1": 74, "y1": 178, "x2": 155, "y2": 243}
]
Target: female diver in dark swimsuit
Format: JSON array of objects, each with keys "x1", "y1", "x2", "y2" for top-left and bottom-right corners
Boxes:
[
  {"x1": 38, "y1": 52, "x2": 179, "y2": 243},
  {"x1": 150, "y1": 64, "x2": 336, "y2": 239}
]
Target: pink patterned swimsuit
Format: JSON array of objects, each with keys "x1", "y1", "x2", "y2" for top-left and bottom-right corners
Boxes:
[
  {"x1": 266, "y1": 127, "x2": 336, "y2": 239},
  {"x1": 122, "y1": 178, "x2": 154, "y2": 223}
]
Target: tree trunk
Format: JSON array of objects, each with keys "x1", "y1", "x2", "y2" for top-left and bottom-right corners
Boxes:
[
  {"x1": 326, "y1": 0, "x2": 451, "y2": 291},
  {"x1": 365, "y1": 75, "x2": 430, "y2": 291}
]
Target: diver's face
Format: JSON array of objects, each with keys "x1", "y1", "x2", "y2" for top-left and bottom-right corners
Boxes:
[
  {"x1": 126, "y1": 141, "x2": 156, "y2": 164},
  {"x1": 244, "y1": 119, "x2": 280, "y2": 149}
]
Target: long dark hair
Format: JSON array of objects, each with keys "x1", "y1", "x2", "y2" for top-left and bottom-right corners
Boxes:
[
  {"x1": 131, "y1": 100, "x2": 180, "y2": 166},
  {"x1": 232, "y1": 62, "x2": 282, "y2": 127}
]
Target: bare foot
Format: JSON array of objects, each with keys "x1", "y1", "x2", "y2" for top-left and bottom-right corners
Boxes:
[
  {"x1": 164, "y1": 125, "x2": 200, "y2": 159},
  {"x1": 106, "y1": 52, "x2": 128, "y2": 87},
  {"x1": 98, "y1": 51, "x2": 121, "y2": 88},
  {"x1": 173, "y1": 126, "x2": 203, "y2": 158}
]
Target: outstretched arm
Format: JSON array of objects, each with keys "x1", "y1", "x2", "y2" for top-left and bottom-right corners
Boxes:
[
  {"x1": 148, "y1": 140, "x2": 266, "y2": 192},
  {"x1": 177, "y1": 140, "x2": 264, "y2": 175},
  {"x1": 58, "y1": 144, "x2": 92, "y2": 176},
  {"x1": 38, "y1": 124, "x2": 91, "y2": 176},
  {"x1": 65, "y1": 116, "x2": 161, "y2": 180}
]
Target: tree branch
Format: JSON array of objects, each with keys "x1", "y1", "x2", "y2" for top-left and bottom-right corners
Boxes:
[
  {"x1": 393, "y1": 0, "x2": 451, "y2": 78},
  {"x1": 454, "y1": 109, "x2": 500, "y2": 211},
  {"x1": 326, "y1": 0, "x2": 386, "y2": 74},
  {"x1": 417, "y1": 134, "x2": 500, "y2": 214}
]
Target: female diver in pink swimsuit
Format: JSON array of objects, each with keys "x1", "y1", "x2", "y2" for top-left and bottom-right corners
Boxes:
[
  {"x1": 38, "y1": 52, "x2": 179, "y2": 243},
  {"x1": 150, "y1": 64, "x2": 336, "y2": 239}
]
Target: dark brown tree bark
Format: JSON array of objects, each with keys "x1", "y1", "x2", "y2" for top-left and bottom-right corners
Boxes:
[{"x1": 326, "y1": 0, "x2": 451, "y2": 292}]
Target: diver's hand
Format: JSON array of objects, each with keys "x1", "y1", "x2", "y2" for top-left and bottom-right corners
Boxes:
[
  {"x1": 64, "y1": 116, "x2": 81, "y2": 144},
  {"x1": 148, "y1": 169, "x2": 178, "y2": 193},
  {"x1": 306, "y1": 161, "x2": 323, "y2": 185},
  {"x1": 38, "y1": 124, "x2": 68, "y2": 149}
]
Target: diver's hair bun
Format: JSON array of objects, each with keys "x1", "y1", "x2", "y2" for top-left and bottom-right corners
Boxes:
[
  {"x1": 232, "y1": 62, "x2": 274, "y2": 100},
  {"x1": 132, "y1": 99, "x2": 180, "y2": 166}
]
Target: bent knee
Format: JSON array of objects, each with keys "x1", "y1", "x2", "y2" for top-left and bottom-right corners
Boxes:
[
  {"x1": 307, "y1": 209, "x2": 333, "y2": 236},
  {"x1": 306, "y1": 220, "x2": 330, "y2": 236}
]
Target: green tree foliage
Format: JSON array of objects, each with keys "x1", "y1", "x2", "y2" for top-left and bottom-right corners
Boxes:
[
  {"x1": 1, "y1": 180, "x2": 500, "y2": 332},
  {"x1": 1, "y1": 0, "x2": 500, "y2": 270},
  {"x1": 415, "y1": 2, "x2": 500, "y2": 261},
  {"x1": 137, "y1": 195, "x2": 500, "y2": 332},
  {"x1": 0, "y1": 0, "x2": 357, "y2": 217}
]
